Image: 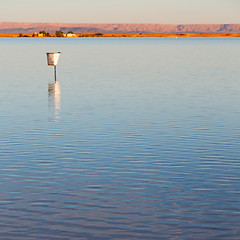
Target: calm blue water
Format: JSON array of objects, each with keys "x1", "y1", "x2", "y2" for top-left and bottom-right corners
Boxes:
[{"x1": 0, "y1": 37, "x2": 240, "y2": 239}]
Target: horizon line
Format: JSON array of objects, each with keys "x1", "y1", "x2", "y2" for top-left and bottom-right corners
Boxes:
[{"x1": 1, "y1": 21, "x2": 240, "y2": 25}]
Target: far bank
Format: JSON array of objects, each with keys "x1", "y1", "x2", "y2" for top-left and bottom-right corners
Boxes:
[{"x1": 0, "y1": 32, "x2": 240, "y2": 38}]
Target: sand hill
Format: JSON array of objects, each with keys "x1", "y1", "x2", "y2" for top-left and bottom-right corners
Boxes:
[{"x1": 0, "y1": 22, "x2": 240, "y2": 34}]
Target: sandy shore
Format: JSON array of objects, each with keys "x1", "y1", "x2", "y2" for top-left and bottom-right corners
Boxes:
[{"x1": 1, "y1": 32, "x2": 240, "y2": 38}]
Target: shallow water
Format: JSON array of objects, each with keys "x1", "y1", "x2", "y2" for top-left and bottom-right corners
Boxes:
[{"x1": 0, "y1": 37, "x2": 240, "y2": 239}]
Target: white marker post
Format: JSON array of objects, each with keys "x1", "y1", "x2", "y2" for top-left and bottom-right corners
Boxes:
[{"x1": 46, "y1": 52, "x2": 61, "y2": 82}]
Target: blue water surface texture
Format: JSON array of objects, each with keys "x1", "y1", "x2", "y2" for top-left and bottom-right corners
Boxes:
[{"x1": 0, "y1": 37, "x2": 240, "y2": 239}]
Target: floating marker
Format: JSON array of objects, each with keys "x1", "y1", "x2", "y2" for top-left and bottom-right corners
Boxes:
[{"x1": 46, "y1": 52, "x2": 61, "y2": 82}]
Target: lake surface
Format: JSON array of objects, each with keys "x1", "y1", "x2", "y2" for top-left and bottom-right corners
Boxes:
[{"x1": 0, "y1": 37, "x2": 240, "y2": 239}]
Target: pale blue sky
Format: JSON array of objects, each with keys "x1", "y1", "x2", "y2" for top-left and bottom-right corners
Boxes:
[{"x1": 1, "y1": 0, "x2": 240, "y2": 24}]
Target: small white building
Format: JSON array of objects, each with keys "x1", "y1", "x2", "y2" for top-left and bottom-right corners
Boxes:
[{"x1": 66, "y1": 33, "x2": 76, "y2": 37}]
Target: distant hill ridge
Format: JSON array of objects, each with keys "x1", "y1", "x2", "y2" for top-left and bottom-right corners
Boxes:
[{"x1": 0, "y1": 22, "x2": 240, "y2": 34}]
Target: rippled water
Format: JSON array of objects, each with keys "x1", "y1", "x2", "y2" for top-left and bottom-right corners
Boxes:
[{"x1": 0, "y1": 38, "x2": 240, "y2": 239}]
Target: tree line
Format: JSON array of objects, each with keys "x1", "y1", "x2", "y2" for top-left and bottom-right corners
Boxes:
[{"x1": 19, "y1": 30, "x2": 75, "y2": 37}]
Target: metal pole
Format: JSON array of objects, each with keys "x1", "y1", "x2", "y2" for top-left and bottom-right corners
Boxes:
[{"x1": 54, "y1": 65, "x2": 57, "y2": 82}]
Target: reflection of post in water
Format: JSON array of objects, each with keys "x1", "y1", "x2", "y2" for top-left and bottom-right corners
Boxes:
[
  {"x1": 48, "y1": 81, "x2": 61, "y2": 119},
  {"x1": 54, "y1": 66, "x2": 57, "y2": 82}
]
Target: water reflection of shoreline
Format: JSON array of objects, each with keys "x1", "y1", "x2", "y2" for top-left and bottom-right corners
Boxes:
[{"x1": 48, "y1": 81, "x2": 61, "y2": 119}]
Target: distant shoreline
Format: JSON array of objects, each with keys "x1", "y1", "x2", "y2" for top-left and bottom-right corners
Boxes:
[
  {"x1": 1, "y1": 32, "x2": 240, "y2": 38},
  {"x1": 1, "y1": 23, "x2": 240, "y2": 35}
]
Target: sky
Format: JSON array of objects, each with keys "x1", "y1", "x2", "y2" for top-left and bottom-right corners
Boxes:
[{"x1": 1, "y1": 0, "x2": 240, "y2": 24}]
